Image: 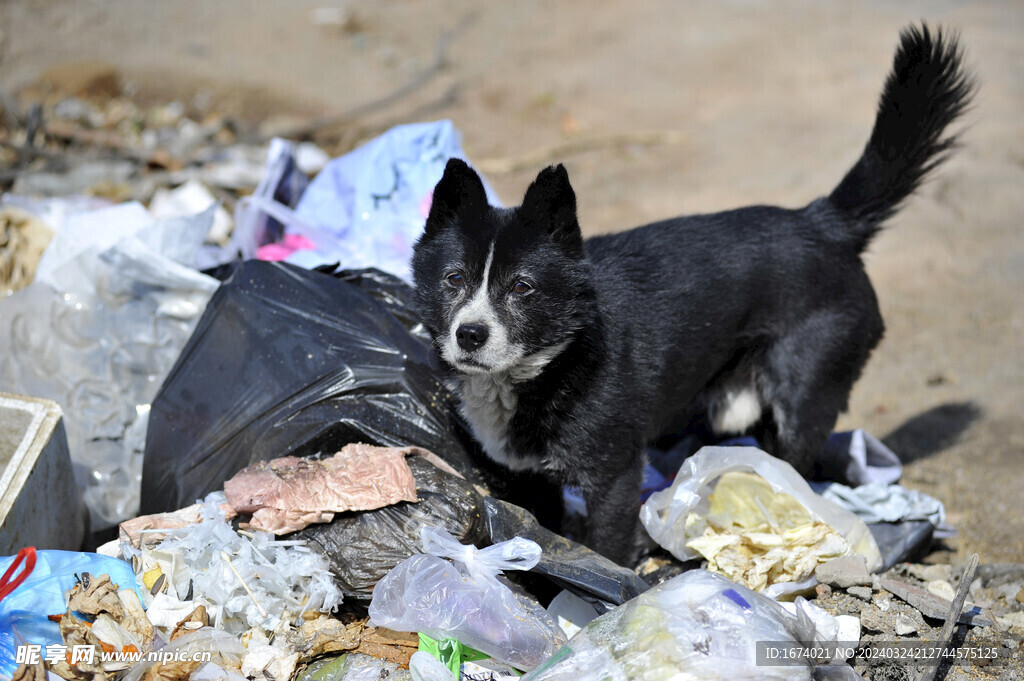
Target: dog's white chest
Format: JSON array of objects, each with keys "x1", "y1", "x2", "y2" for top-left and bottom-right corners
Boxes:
[{"x1": 457, "y1": 373, "x2": 539, "y2": 471}]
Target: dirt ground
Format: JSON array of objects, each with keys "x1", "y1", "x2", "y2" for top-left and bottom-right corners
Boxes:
[{"x1": 2, "y1": 0, "x2": 1021, "y2": 562}]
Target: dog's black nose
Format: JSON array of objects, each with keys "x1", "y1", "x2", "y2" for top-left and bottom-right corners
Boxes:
[{"x1": 456, "y1": 324, "x2": 489, "y2": 351}]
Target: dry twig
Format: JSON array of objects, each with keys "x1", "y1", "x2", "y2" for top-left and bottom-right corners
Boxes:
[{"x1": 918, "y1": 553, "x2": 980, "y2": 681}]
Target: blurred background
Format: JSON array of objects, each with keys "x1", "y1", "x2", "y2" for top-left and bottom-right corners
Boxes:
[{"x1": 1, "y1": 0, "x2": 1021, "y2": 561}]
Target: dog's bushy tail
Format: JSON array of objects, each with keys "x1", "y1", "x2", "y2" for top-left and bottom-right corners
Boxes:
[{"x1": 828, "y1": 24, "x2": 975, "y2": 252}]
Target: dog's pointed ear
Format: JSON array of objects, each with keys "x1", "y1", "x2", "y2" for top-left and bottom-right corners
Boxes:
[
  {"x1": 425, "y1": 158, "x2": 488, "y2": 236},
  {"x1": 522, "y1": 164, "x2": 582, "y2": 251}
]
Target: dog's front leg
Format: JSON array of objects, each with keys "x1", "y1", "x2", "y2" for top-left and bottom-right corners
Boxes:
[{"x1": 581, "y1": 457, "x2": 643, "y2": 566}]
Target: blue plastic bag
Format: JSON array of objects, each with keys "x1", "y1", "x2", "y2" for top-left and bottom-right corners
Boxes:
[
  {"x1": 285, "y1": 120, "x2": 500, "y2": 281},
  {"x1": 0, "y1": 550, "x2": 141, "y2": 680}
]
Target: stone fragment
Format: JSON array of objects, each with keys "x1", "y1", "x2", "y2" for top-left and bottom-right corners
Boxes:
[
  {"x1": 860, "y1": 607, "x2": 889, "y2": 632},
  {"x1": 879, "y1": 576, "x2": 997, "y2": 627},
  {"x1": 926, "y1": 579, "x2": 957, "y2": 601},
  {"x1": 848, "y1": 586, "x2": 873, "y2": 601},
  {"x1": 815, "y1": 555, "x2": 872, "y2": 589}
]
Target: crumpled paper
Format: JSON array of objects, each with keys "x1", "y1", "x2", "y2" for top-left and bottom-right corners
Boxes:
[{"x1": 223, "y1": 444, "x2": 439, "y2": 535}]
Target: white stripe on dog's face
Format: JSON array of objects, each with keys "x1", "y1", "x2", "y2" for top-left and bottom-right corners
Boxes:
[
  {"x1": 439, "y1": 239, "x2": 569, "y2": 381},
  {"x1": 443, "y1": 242, "x2": 516, "y2": 373}
]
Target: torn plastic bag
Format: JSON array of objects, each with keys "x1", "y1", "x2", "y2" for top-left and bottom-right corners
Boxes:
[
  {"x1": 813, "y1": 480, "x2": 949, "y2": 570},
  {"x1": 368, "y1": 526, "x2": 566, "y2": 671},
  {"x1": 639, "y1": 447, "x2": 883, "y2": 591},
  {"x1": 141, "y1": 260, "x2": 486, "y2": 514},
  {"x1": 523, "y1": 569, "x2": 836, "y2": 681},
  {"x1": 484, "y1": 497, "x2": 648, "y2": 609},
  {"x1": 292, "y1": 455, "x2": 488, "y2": 606},
  {"x1": 814, "y1": 481, "x2": 946, "y2": 527}
]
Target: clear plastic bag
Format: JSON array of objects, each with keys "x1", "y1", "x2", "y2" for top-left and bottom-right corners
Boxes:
[
  {"x1": 367, "y1": 526, "x2": 566, "y2": 671},
  {"x1": 639, "y1": 447, "x2": 883, "y2": 589},
  {"x1": 523, "y1": 569, "x2": 836, "y2": 681},
  {"x1": 0, "y1": 200, "x2": 218, "y2": 528}
]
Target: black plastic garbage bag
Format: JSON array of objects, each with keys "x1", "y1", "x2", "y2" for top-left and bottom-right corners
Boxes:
[
  {"x1": 141, "y1": 261, "x2": 484, "y2": 513},
  {"x1": 294, "y1": 455, "x2": 489, "y2": 606},
  {"x1": 293, "y1": 466, "x2": 649, "y2": 612},
  {"x1": 484, "y1": 497, "x2": 649, "y2": 609}
]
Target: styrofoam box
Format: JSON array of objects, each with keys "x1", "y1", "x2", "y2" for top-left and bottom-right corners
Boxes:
[{"x1": 0, "y1": 392, "x2": 86, "y2": 552}]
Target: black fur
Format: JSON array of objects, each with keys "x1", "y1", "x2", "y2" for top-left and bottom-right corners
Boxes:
[
  {"x1": 410, "y1": 24, "x2": 974, "y2": 565},
  {"x1": 830, "y1": 25, "x2": 974, "y2": 247}
]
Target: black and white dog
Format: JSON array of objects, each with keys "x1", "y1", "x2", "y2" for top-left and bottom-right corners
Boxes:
[{"x1": 411, "y1": 25, "x2": 973, "y2": 564}]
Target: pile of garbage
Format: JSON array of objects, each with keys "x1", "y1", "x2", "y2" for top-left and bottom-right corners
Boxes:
[
  {"x1": 1, "y1": 70, "x2": 1023, "y2": 681},
  {"x1": 4, "y1": 439, "x2": 1022, "y2": 681}
]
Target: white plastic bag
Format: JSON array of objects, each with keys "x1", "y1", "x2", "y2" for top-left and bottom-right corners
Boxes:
[
  {"x1": 640, "y1": 447, "x2": 882, "y2": 589},
  {"x1": 409, "y1": 651, "x2": 456, "y2": 681},
  {"x1": 367, "y1": 526, "x2": 566, "y2": 671},
  {"x1": 523, "y1": 569, "x2": 836, "y2": 681}
]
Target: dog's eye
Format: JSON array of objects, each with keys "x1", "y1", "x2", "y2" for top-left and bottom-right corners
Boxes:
[
  {"x1": 512, "y1": 281, "x2": 533, "y2": 295},
  {"x1": 446, "y1": 273, "x2": 465, "y2": 288}
]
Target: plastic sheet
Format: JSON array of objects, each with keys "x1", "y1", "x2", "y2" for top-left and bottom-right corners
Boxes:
[
  {"x1": 523, "y1": 570, "x2": 834, "y2": 681},
  {"x1": 293, "y1": 455, "x2": 488, "y2": 606},
  {"x1": 368, "y1": 527, "x2": 566, "y2": 671},
  {"x1": 141, "y1": 261, "x2": 487, "y2": 514},
  {"x1": 639, "y1": 447, "x2": 883, "y2": 588},
  {"x1": 0, "y1": 199, "x2": 219, "y2": 528}
]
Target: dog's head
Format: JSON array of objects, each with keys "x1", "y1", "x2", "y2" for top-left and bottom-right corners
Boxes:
[{"x1": 411, "y1": 159, "x2": 595, "y2": 377}]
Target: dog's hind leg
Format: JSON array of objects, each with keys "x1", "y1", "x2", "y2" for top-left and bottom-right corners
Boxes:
[{"x1": 760, "y1": 309, "x2": 883, "y2": 477}]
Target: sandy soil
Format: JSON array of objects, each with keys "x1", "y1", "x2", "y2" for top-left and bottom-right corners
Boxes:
[{"x1": 2, "y1": 0, "x2": 1021, "y2": 562}]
